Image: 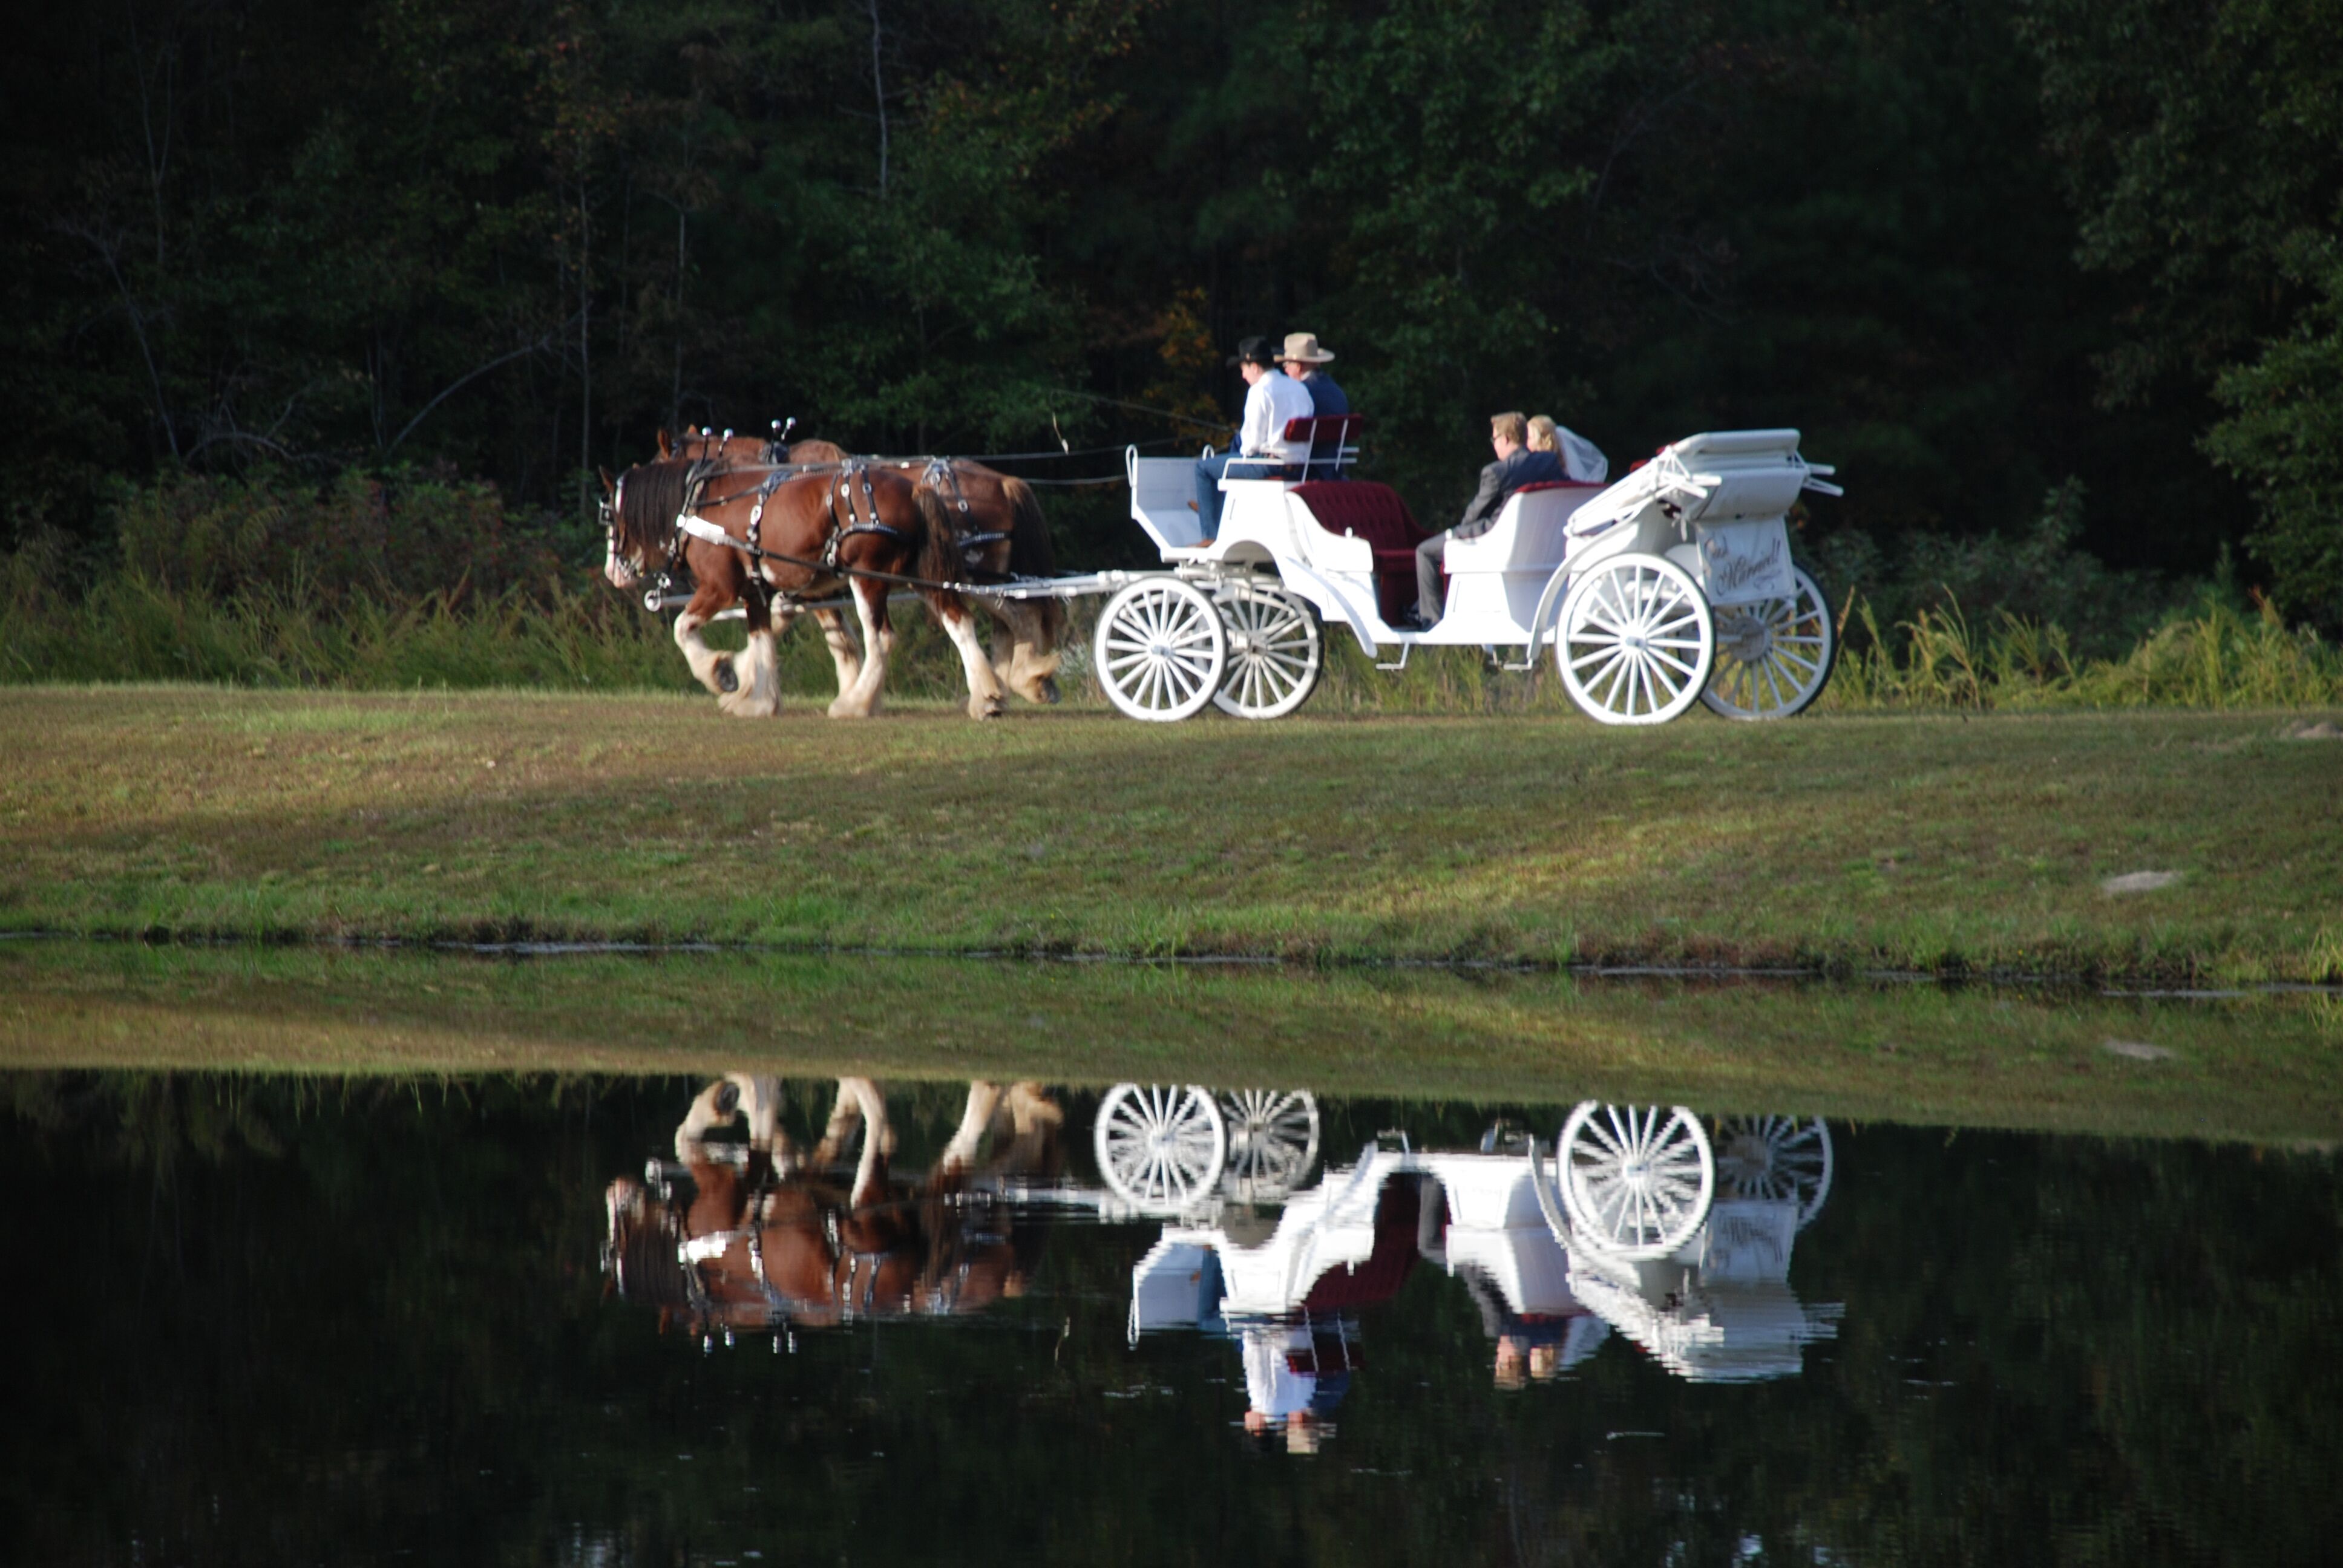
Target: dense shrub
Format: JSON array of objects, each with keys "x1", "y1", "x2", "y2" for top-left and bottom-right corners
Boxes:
[
  {"x1": 1806, "y1": 480, "x2": 2189, "y2": 663},
  {"x1": 108, "y1": 466, "x2": 585, "y2": 605}
]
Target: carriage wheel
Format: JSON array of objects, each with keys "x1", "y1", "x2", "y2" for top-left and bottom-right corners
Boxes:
[
  {"x1": 1094, "y1": 578, "x2": 1228, "y2": 722},
  {"x1": 1700, "y1": 568, "x2": 1837, "y2": 720},
  {"x1": 1217, "y1": 1089, "x2": 1321, "y2": 1203},
  {"x1": 1211, "y1": 582, "x2": 1323, "y2": 720},
  {"x1": 1715, "y1": 1115, "x2": 1834, "y2": 1228},
  {"x1": 1094, "y1": 1084, "x2": 1228, "y2": 1215},
  {"x1": 1556, "y1": 554, "x2": 1716, "y2": 725},
  {"x1": 1556, "y1": 1102, "x2": 1715, "y2": 1260}
]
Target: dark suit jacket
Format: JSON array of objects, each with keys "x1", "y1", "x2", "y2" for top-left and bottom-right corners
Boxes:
[
  {"x1": 1455, "y1": 447, "x2": 1564, "y2": 537},
  {"x1": 1300, "y1": 373, "x2": 1348, "y2": 417}
]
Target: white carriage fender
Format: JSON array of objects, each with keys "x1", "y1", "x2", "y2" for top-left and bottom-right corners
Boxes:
[
  {"x1": 1524, "y1": 1138, "x2": 1572, "y2": 1247},
  {"x1": 1517, "y1": 562, "x2": 1578, "y2": 690},
  {"x1": 1274, "y1": 557, "x2": 1381, "y2": 655}
]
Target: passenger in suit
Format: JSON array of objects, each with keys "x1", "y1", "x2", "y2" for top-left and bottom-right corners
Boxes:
[
  {"x1": 1280, "y1": 332, "x2": 1349, "y2": 479},
  {"x1": 1407, "y1": 411, "x2": 1564, "y2": 627}
]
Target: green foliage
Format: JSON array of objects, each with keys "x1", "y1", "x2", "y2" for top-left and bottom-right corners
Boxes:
[
  {"x1": 1809, "y1": 479, "x2": 2185, "y2": 662},
  {"x1": 4, "y1": 0, "x2": 2338, "y2": 621},
  {"x1": 2205, "y1": 238, "x2": 2343, "y2": 631},
  {"x1": 2016, "y1": 0, "x2": 2343, "y2": 603},
  {"x1": 105, "y1": 465, "x2": 574, "y2": 604},
  {"x1": 1825, "y1": 594, "x2": 2343, "y2": 711}
]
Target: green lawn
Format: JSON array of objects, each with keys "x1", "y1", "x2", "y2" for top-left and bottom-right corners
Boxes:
[
  {"x1": 2, "y1": 685, "x2": 2340, "y2": 980},
  {"x1": 5, "y1": 940, "x2": 2339, "y2": 1142}
]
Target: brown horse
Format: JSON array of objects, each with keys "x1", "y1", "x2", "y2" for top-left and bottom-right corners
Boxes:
[
  {"x1": 661, "y1": 426, "x2": 1066, "y2": 705},
  {"x1": 603, "y1": 1076, "x2": 1067, "y2": 1335},
  {"x1": 603, "y1": 454, "x2": 1011, "y2": 719}
]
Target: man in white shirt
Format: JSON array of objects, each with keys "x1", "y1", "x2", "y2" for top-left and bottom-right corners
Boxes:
[{"x1": 1192, "y1": 336, "x2": 1314, "y2": 538}]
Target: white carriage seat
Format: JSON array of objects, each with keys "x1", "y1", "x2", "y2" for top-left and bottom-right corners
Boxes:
[
  {"x1": 1127, "y1": 454, "x2": 1208, "y2": 553},
  {"x1": 1440, "y1": 481, "x2": 1601, "y2": 636}
]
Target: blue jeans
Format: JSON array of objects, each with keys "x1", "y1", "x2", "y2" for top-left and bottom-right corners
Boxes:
[{"x1": 1192, "y1": 453, "x2": 1286, "y2": 539}]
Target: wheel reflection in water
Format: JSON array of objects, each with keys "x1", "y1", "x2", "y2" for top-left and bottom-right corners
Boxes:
[
  {"x1": 1715, "y1": 1114, "x2": 1833, "y2": 1227},
  {"x1": 1217, "y1": 1088, "x2": 1320, "y2": 1201},
  {"x1": 1093, "y1": 1083, "x2": 1228, "y2": 1214},
  {"x1": 1557, "y1": 1102, "x2": 1717, "y2": 1259}
]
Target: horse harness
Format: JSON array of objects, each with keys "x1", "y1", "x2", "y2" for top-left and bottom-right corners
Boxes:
[
  {"x1": 674, "y1": 1178, "x2": 995, "y2": 1324},
  {"x1": 662, "y1": 459, "x2": 908, "y2": 614},
  {"x1": 919, "y1": 457, "x2": 1012, "y2": 570}
]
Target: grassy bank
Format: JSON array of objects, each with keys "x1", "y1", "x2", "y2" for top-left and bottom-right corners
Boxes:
[
  {"x1": 4, "y1": 941, "x2": 2338, "y2": 1142},
  {"x1": 2, "y1": 688, "x2": 2338, "y2": 979},
  {"x1": 8, "y1": 566, "x2": 2343, "y2": 716}
]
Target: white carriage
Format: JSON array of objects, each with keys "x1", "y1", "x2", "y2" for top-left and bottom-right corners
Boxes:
[
  {"x1": 1124, "y1": 1098, "x2": 1842, "y2": 1385},
  {"x1": 1104, "y1": 425, "x2": 1844, "y2": 725}
]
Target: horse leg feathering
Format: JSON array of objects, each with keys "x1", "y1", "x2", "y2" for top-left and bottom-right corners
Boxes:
[
  {"x1": 829, "y1": 578, "x2": 893, "y2": 718},
  {"x1": 935, "y1": 598, "x2": 1009, "y2": 720},
  {"x1": 990, "y1": 599, "x2": 1065, "y2": 704},
  {"x1": 717, "y1": 625, "x2": 780, "y2": 717},
  {"x1": 673, "y1": 605, "x2": 737, "y2": 697},
  {"x1": 939, "y1": 1082, "x2": 1006, "y2": 1176},
  {"x1": 811, "y1": 604, "x2": 863, "y2": 697}
]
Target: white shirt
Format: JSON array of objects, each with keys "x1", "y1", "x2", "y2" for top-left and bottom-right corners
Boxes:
[
  {"x1": 1240, "y1": 1324, "x2": 1317, "y2": 1418},
  {"x1": 1238, "y1": 370, "x2": 1316, "y2": 462}
]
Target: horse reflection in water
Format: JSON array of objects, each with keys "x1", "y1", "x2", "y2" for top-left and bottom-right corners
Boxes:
[{"x1": 604, "y1": 1075, "x2": 1065, "y2": 1334}]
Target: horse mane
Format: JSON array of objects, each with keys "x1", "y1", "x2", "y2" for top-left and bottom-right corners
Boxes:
[
  {"x1": 606, "y1": 1194, "x2": 693, "y2": 1313},
  {"x1": 617, "y1": 457, "x2": 714, "y2": 560}
]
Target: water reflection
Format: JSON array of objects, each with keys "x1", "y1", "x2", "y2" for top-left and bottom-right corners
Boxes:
[
  {"x1": 12, "y1": 1067, "x2": 2341, "y2": 1566},
  {"x1": 608, "y1": 1077, "x2": 1848, "y2": 1438},
  {"x1": 605, "y1": 1076, "x2": 1066, "y2": 1333}
]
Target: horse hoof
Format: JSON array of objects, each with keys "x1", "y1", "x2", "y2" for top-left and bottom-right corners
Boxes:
[
  {"x1": 1037, "y1": 678, "x2": 1061, "y2": 706},
  {"x1": 714, "y1": 658, "x2": 739, "y2": 694}
]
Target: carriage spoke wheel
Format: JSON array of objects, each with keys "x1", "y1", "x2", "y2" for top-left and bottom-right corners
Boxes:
[
  {"x1": 1715, "y1": 1115, "x2": 1834, "y2": 1228},
  {"x1": 1556, "y1": 554, "x2": 1716, "y2": 725},
  {"x1": 1094, "y1": 1084, "x2": 1228, "y2": 1215},
  {"x1": 1094, "y1": 578, "x2": 1229, "y2": 722},
  {"x1": 1701, "y1": 567, "x2": 1837, "y2": 720},
  {"x1": 1556, "y1": 1102, "x2": 1715, "y2": 1259},
  {"x1": 1217, "y1": 1089, "x2": 1321, "y2": 1203},
  {"x1": 1212, "y1": 582, "x2": 1323, "y2": 720}
]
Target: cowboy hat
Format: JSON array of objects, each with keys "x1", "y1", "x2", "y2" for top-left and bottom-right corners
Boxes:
[
  {"x1": 1227, "y1": 335, "x2": 1279, "y2": 367},
  {"x1": 1280, "y1": 332, "x2": 1337, "y2": 365}
]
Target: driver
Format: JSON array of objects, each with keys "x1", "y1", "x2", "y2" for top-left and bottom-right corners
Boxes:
[
  {"x1": 1193, "y1": 336, "x2": 1314, "y2": 538},
  {"x1": 1404, "y1": 410, "x2": 1562, "y2": 627}
]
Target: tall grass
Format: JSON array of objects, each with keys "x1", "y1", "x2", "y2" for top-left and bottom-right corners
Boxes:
[
  {"x1": 1824, "y1": 592, "x2": 2343, "y2": 710},
  {"x1": 0, "y1": 571, "x2": 991, "y2": 701},
  {"x1": 8, "y1": 570, "x2": 2339, "y2": 712}
]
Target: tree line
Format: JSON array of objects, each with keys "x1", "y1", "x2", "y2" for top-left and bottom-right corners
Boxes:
[{"x1": 4, "y1": 0, "x2": 2338, "y2": 626}]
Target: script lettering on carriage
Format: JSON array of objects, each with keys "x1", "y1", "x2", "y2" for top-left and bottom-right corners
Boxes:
[{"x1": 1696, "y1": 521, "x2": 1795, "y2": 605}]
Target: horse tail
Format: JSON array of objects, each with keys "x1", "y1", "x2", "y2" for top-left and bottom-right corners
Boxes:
[
  {"x1": 913, "y1": 485, "x2": 966, "y2": 612},
  {"x1": 1001, "y1": 475, "x2": 1066, "y2": 645},
  {"x1": 1001, "y1": 475, "x2": 1058, "y2": 576}
]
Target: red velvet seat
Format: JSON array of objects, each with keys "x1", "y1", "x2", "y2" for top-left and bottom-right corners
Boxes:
[{"x1": 1291, "y1": 481, "x2": 1427, "y2": 622}]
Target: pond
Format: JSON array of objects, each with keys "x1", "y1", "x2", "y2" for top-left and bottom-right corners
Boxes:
[{"x1": 5, "y1": 1063, "x2": 2338, "y2": 1566}]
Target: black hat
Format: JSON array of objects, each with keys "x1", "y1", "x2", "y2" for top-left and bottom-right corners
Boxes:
[{"x1": 1227, "y1": 335, "x2": 1277, "y2": 368}]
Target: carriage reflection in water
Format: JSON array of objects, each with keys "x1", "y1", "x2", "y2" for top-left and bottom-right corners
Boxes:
[
  {"x1": 601, "y1": 1077, "x2": 1841, "y2": 1419},
  {"x1": 1115, "y1": 1089, "x2": 1842, "y2": 1399}
]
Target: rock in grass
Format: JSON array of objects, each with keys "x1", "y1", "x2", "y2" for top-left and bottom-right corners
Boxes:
[
  {"x1": 2103, "y1": 1039, "x2": 2176, "y2": 1062},
  {"x1": 2101, "y1": 870, "x2": 2183, "y2": 895},
  {"x1": 2289, "y1": 720, "x2": 2341, "y2": 739}
]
